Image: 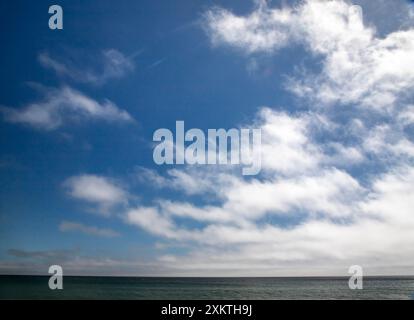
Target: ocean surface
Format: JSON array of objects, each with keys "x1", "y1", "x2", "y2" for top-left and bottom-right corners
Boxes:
[{"x1": 1, "y1": 276, "x2": 414, "y2": 300}]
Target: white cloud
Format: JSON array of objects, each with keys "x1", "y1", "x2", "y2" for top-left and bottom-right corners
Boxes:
[
  {"x1": 64, "y1": 175, "x2": 128, "y2": 216},
  {"x1": 124, "y1": 164, "x2": 414, "y2": 273},
  {"x1": 361, "y1": 166, "x2": 414, "y2": 225},
  {"x1": 59, "y1": 221, "x2": 120, "y2": 238},
  {"x1": 125, "y1": 207, "x2": 178, "y2": 238},
  {"x1": 205, "y1": 0, "x2": 414, "y2": 110},
  {"x1": 258, "y1": 108, "x2": 322, "y2": 174},
  {"x1": 135, "y1": 166, "x2": 236, "y2": 197},
  {"x1": 323, "y1": 142, "x2": 365, "y2": 166},
  {"x1": 204, "y1": 2, "x2": 294, "y2": 53},
  {"x1": 362, "y1": 123, "x2": 414, "y2": 162},
  {"x1": 126, "y1": 167, "x2": 364, "y2": 240},
  {"x1": 0, "y1": 85, "x2": 133, "y2": 130}
]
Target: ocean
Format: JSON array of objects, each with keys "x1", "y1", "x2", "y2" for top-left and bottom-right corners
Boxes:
[{"x1": 1, "y1": 275, "x2": 414, "y2": 300}]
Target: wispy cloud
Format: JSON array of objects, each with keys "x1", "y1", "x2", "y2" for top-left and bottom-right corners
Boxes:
[
  {"x1": 7, "y1": 248, "x2": 78, "y2": 262},
  {"x1": 59, "y1": 221, "x2": 120, "y2": 238},
  {"x1": 146, "y1": 58, "x2": 166, "y2": 69},
  {"x1": 0, "y1": 85, "x2": 133, "y2": 130},
  {"x1": 38, "y1": 49, "x2": 135, "y2": 85}
]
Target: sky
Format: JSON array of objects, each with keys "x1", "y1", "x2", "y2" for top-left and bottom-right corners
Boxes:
[{"x1": 1, "y1": 0, "x2": 414, "y2": 276}]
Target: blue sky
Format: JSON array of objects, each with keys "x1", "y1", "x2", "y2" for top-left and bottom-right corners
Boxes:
[{"x1": 1, "y1": 0, "x2": 414, "y2": 276}]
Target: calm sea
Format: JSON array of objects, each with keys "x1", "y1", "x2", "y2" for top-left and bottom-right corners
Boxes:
[{"x1": 1, "y1": 276, "x2": 414, "y2": 300}]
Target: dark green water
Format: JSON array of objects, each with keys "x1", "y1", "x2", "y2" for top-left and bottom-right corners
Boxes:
[{"x1": 1, "y1": 275, "x2": 414, "y2": 300}]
